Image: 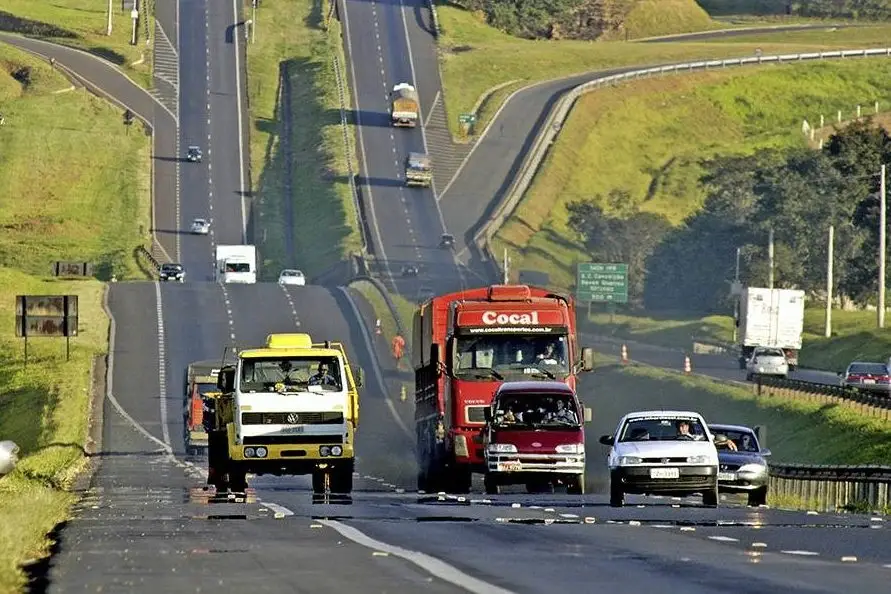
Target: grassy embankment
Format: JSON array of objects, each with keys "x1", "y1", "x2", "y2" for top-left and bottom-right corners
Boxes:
[
  {"x1": 1, "y1": 0, "x2": 154, "y2": 88},
  {"x1": 586, "y1": 362, "x2": 891, "y2": 508},
  {"x1": 0, "y1": 47, "x2": 148, "y2": 591},
  {"x1": 494, "y1": 60, "x2": 891, "y2": 283},
  {"x1": 435, "y1": 2, "x2": 891, "y2": 139},
  {"x1": 244, "y1": 0, "x2": 361, "y2": 280},
  {"x1": 350, "y1": 280, "x2": 416, "y2": 352},
  {"x1": 587, "y1": 308, "x2": 891, "y2": 373}
]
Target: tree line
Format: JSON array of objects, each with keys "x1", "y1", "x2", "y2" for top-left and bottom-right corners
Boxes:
[
  {"x1": 567, "y1": 119, "x2": 891, "y2": 312},
  {"x1": 698, "y1": 0, "x2": 891, "y2": 18}
]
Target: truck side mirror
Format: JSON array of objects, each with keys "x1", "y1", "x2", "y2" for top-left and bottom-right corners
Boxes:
[
  {"x1": 581, "y1": 347, "x2": 595, "y2": 372},
  {"x1": 483, "y1": 408, "x2": 492, "y2": 422},
  {"x1": 584, "y1": 407, "x2": 593, "y2": 423},
  {"x1": 599, "y1": 435, "x2": 614, "y2": 446},
  {"x1": 217, "y1": 367, "x2": 236, "y2": 392}
]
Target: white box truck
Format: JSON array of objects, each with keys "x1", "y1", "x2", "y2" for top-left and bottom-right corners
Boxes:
[
  {"x1": 215, "y1": 245, "x2": 257, "y2": 284},
  {"x1": 737, "y1": 287, "x2": 805, "y2": 369}
]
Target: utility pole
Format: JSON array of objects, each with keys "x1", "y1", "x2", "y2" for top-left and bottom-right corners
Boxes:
[
  {"x1": 502, "y1": 249, "x2": 509, "y2": 284},
  {"x1": 826, "y1": 225, "x2": 833, "y2": 338},
  {"x1": 768, "y1": 228, "x2": 775, "y2": 289},
  {"x1": 879, "y1": 164, "x2": 887, "y2": 328},
  {"x1": 732, "y1": 246, "x2": 741, "y2": 343},
  {"x1": 252, "y1": 0, "x2": 258, "y2": 44},
  {"x1": 107, "y1": 0, "x2": 114, "y2": 35}
]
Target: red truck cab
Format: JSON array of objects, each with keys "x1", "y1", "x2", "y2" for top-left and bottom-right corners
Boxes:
[
  {"x1": 482, "y1": 381, "x2": 591, "y2": 494},
  {"x1": 414, "y1": 284, "x2": 594, "y2": 494}
]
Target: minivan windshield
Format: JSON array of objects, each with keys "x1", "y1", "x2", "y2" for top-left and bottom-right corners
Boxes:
[{"x1": 492, "y1": 392, "x2": 580, "y2": 428}]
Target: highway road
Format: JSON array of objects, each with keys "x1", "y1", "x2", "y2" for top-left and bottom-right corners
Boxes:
[{"x1": 340, "y1": 0, "x2": 478, "y2": 299}]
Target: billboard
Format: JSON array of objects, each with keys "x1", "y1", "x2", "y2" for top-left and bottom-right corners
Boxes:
[{"x1": 15, "y1": 295, "x2": 78, "y2": 337}]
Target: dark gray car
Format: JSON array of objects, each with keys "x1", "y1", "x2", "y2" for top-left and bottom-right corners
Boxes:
[
  {"x1": 709, "y1": 423, "x2": 770, "y2": 507},
  {"x1": 159, "y1": 263, "x2": 185, "y2": 283}
]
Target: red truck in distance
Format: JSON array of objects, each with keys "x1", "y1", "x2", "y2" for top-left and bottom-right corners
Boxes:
[{"x1": 412, "y1": 284, "x2": 594, "y2": 494}]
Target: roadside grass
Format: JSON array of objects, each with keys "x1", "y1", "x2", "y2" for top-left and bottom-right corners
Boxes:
[
  {"x1": 584, "y1": 307, "x2": 891, "y2": 372},
  {"x1": 350, "y1": 280, "x2": 415, "y2": 354},
  {"x1": 600, "y1": 0, "x2": 722, "y2": 41},
  {"x1": 435, "y1": 1, "x2": 891, "y2": 139},
  {"x1": 0, "y1": 45, "x2": 151, "y2": 280},
  {"x1": 1, "y1": 0, "x2": 153, "y2": 88},
  {"x1": 0, "y1": 271, "x2": 107, "y2": 592},
  {"x1": 245, "y1": 0, "x2": 361, "y2": 280},
  {"x1": 583, "y1": 362, "x2": 891, "y2": 493},
  {"x1": 0, "y1": 44, "x2": 147, "y2": 589},
  {"x1": 493, "y1": 60, "x2": 891, "y2": 292}
]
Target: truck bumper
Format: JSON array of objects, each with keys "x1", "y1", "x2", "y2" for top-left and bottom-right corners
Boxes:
[
  {"x1": 393, "y1": 120, "x2": 417, "y2": 127},
  {"x1": 229, "y1": 441, "x2": 354, "y2": 476},
  {"x1": 486, "y1": 454, "x2": 585, "y2": 481}
]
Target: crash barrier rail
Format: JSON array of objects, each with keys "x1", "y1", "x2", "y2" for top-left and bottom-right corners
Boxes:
[
  {"x1": 753, "y1": 374, "x2": 891, "y2": 421},
  {"x1": 136, "y1": 245, "x2": 161, "y2": 276},
  {"x1": 768, "y1": 463, "x2": 891, "y2": 513},
  {"x1": 427, "y1": 0, "x2": 441, "y2": 38},
  {"x1": 332, "y1": 0, "x2": 368, "y2": 254},
  {"x1": 474, "y1": 47, "x2": 891, "y2": 273}
]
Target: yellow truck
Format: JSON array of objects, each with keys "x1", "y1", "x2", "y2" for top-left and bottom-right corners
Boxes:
[
  {"x1": 391, "y1": 83, "x2": 419, "y2": 127},
  {"x1": 206, "y1": 333, "x2": 363, "y2": 494},
  {"x1": 405, "y1": 152, "x2": 433, "y2": 187}
]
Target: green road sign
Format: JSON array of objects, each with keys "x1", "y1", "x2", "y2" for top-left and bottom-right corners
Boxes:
[
  {"x1": 577, "y1": 263, "x2": 628, "y2": 304},
  {"x1": 458, "y1": 113, "x2": 477, "y2": 124}
]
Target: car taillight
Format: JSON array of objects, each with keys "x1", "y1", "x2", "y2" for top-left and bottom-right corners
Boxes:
[{"x1": 879, "y1": 375, "x2": 890, "y2": 383}]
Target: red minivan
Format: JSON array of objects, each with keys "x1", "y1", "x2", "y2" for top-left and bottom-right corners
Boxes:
[{"x1": 482, "y1": 381, "x2": 592, "y2": 495}]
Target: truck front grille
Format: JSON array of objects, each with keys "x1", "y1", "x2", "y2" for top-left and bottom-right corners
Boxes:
[
  {"x1": 241, "y1": 411, "x2": 344, "y2": 425},
  {"x1": 242, "y1": 435, "x2": 345, "y2": 445}
]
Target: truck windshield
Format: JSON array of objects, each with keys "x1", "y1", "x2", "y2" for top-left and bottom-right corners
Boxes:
[
  {"x1": 492, "y1": 392, "x2": 580, "y2": 428},
  {"x1": 240, "y1": 356, "x2": 343, "y2": 393},
  {"x1": 454, "y1": 335, "x2": 569, "y2": 380},
  {"x1": 225, "y1": 262, "x2": 251, "y2": 273},
  {"x1": 196, "y1": 382, "x2": 216, "y2": 395}
]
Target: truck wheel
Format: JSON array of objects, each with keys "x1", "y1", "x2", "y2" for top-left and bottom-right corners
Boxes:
[
  {"x1": 745, "y1": 373, "x2": 753, "y2": 382},
  {"x1": 229, "y1": 467, "x2": 248, "y2": 493},
  {"x1": 609, "y1": 472, "x2": 624, "y2": 507},
  {"x1": 748, "y1": 486, "x2": 768, "y2": 507},
  {"x1": 702, "y1": 483, "x2": 720, "y2": 507},
  {"x1": 330, "y1": 464, "x2": 354, "y2": 494},
  {"x1": 483, "y1": 474, "x2": 500, "y2": 495},
  {"x1": 449, "y1": 467, "x2": 472, "y2": 494},
  {"x1": 311, "y1": 469, "x2": 328, "y2": 494},
  {"x1": 566, "y1": 474, "x2": 585, "y2": 495}
]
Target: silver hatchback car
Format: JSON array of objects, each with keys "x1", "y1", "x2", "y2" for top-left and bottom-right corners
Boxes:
[{"x1": 745, "y1": 347, "x2": 789, "y2": 381}]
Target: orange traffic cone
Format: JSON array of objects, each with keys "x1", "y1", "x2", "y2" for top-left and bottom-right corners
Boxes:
[
  {"x1": 684, "y1": 355, "x2": 692, "y2": 374},
  {"x1": 621, "y1": 344, "x2": 629, "y2": 365}
]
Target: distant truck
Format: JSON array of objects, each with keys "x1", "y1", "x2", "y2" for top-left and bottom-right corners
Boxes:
[
  {"x1": 482, "y1": 381, "x2": 592, "y2": 495},
  {"x1": 391, "y1": 83, "x2": 419, "y2": 127},
  {"x1": 183, "y1": 359, "x2": 221, "y2": 455},
  {"x1": 215, "y1": 245, "x2": 257, "y2": 284},
  {"x1": 413, "y1": 284, "x2": 594, "y2": 494},
  {"x1": 736, "y1": 287, "x2": 805, "y2": 370},
  {"x1": 405, "y1": 152, "x2": 432, "y2": 187}
]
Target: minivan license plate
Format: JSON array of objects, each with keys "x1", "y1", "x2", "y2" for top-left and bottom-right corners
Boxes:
[
  {"x1": 650, "y1": 467, "x2": 679, "y2": 479},
  {"x1": 498, "y1": 462, "x2": 522, "y2": 472}
]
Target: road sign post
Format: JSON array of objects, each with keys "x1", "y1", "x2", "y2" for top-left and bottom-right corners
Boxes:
[
  {"x1": 458, "y1": 113, "x2": 476, "y2": 136},
  {"x1": 576, "y1": 263, "x2": 629, "y2": 306}
]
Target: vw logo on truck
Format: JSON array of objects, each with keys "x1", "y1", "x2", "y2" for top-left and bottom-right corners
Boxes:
[{"x1": 482, "y1": 311, "x2": 541, "y2": 325}]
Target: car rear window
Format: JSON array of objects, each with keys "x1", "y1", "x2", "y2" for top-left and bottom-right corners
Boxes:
[{"x1": 849, "y1": 363, "x2": 888, "y2": 375}]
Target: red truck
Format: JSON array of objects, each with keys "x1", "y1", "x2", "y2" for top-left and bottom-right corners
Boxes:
[{"x1": 412, "y1": 284, "x2": 594, "y2": 493}]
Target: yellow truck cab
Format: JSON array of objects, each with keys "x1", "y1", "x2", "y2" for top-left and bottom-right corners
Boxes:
[{"x1": 206, "y1": 333, "x2": 362, "y2": 494}]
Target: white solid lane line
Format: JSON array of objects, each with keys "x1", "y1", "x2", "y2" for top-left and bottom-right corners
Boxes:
[
  {"x1": 781, "y1": 550, "x2": 820, "y2": 556},
  {"x1": 317, "y1": 519, "x2": 516, "y2": 594},
  {"x1": 707, "y1": 536, "x2": 739, "y2": 542}
]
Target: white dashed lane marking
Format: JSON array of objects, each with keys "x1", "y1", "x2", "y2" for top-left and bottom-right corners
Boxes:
[
  {"x1": 707, "y1": 536, "x2": 739, "y2": 543},
  {"x1": 781, "y1": 550, "x2": 819, "y2": 556},
  {"x1": 218, "y1": 284, "x2": 237, "y2": 344},
  {"x1": 278, "y1": 285, "x2": 301, "y2": 328},
  {"x1": 154, "y1": 282, "x2": 171, "y2": 448}
]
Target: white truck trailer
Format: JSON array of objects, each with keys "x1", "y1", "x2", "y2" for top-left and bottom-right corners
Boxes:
[
  {"x1": 737, "y1": 287, "x2": 805, "y2": 369},
  {"x1": 215, "y1": 245, "x2": 257, "y2": 284}
]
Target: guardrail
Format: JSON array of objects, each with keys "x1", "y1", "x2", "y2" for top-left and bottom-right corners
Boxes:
[
  {"x1": 427, "y1": 0, "x2": 441, "y2": 38},
  {"x1": 769, "y1": 463, "x2": 891, "y2": 513},
  {"x1": 474, "y1": 47, "x2": 891, "y2": 271},
  {"x1": 753, "y1": 374, "x2": 891, "y2": 421}
]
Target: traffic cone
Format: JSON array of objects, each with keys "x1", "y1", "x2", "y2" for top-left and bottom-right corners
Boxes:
[
  {"x1": 375, "y1": 319, "x2": 382, "y2": 335},
  {"x1": 684, "y1": 355, "x2": 692, "y2": 375},
  {"x1": 621, "y1": 344, "x2": 629, "y2": 365}
]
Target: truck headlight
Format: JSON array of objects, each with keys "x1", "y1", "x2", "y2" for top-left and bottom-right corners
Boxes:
[
  {"x1": 687, "y1": 455, "x2": 710, "y2": 464},
  {"x1": 244, "y1": 447, "x2": 255, "y2": 458},
  {"x1": 618, "y1": 456, "x2": 642, "y2": 466},
  {"x1": 739, "y1": 463, "x2": 766, "y2": 474},
  {"x1": 320, "y1": 446, "x2": 331, "y2": 457},
  {"x1": 330, "y1": 445, "x2": 343, "y2": 456},
  {"x1": 555, "y1": 444, "x2": 584, "y2": 454},
  {"x1": 255, "y1": 447, "x2": 268, "y2": 458},
  {"x1": 487, "y1": 443, "x2": 517, "y2": 454},
  {"x1": 454, "y1": 435, "x2": 469, "y2": 457}
]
